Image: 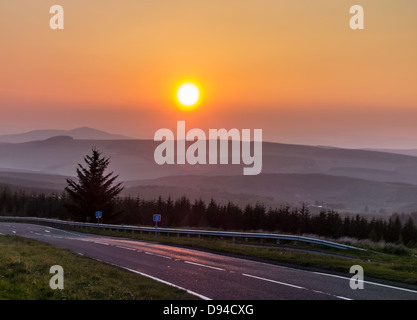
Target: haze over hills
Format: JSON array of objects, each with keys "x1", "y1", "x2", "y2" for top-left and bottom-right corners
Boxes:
[
  {"x1": 0, "y1": 128, "x2": 417, "y2": 215},
  {"x1": 367, "y1": 148, "x2": 417, "y2": 158},
  {"x1": 0, "y1": 127, "x2": 134, "y2": 143},
  {"x1": 123, "y1": 173, "x2": 417, "y2": 215}
]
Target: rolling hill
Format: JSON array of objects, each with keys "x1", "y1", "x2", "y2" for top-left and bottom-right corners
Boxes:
[
  {"x1": 1, "y1": 136, "x2": 417, "y2": 183},
  {"x1": 0, "y1": 130, "x2": 417, "y2": 215},
  {"x1": 123, "y1": 173, "x2": 417, "y2": 215},
  {"x1": 0, "y1": 127, "x2": 133, "y2": 143}
]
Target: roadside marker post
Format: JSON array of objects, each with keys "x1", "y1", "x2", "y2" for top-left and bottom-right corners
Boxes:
[
  {"x1": 153, "y1": 214, "x2": 161, "y2": 237},
  {"x1": 96, "y1": 211, "x2": 102, "y2": 225}
]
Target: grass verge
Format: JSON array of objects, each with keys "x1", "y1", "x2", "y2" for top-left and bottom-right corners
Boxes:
[{"x1": 0, "y1": 235, "x2": 198, "y2": 300}]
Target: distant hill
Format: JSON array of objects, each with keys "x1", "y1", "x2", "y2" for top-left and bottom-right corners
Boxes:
[
  {"x1": 0, "y1": 127, "x2": 134, "y2": 143},
  {"x1": 0, "y1": 170, "x2": 68, "y2": 194},
  {"x1": 123, "y1": 174, "x2": 417, "y2": 215},
  {"x1": 366, "y1": 148, "x2": 417, "y2": 158},
  {"x1": 0, "y1": 135, "x2": 416, "y2": 215},
  {"x1": 0, "y1": 137, "x2": 417, "y2": 183},
  {"x1": 1, "y1": 168, "x2": 416, "y2": 215}
]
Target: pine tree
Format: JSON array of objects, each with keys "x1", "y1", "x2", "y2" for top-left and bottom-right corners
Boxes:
[
  {"x1": 65, "y1": 148, "x2": 124, "y2": 222},
  {"x1": 402, "y1": 217, "x2": 417, "y2": 246}
]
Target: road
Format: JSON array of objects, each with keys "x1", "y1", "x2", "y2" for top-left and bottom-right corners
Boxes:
[{"x1": 1, "y1": 222, "x2": 417, "y2": 300}]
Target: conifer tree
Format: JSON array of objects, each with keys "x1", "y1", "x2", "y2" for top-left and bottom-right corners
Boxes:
[{"x1": 65, "y1": 148, "x2": 123, "y2": 222}]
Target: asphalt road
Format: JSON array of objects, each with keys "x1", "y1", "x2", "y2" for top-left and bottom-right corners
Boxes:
[{"x1": 1, "y1": 222, "x2": 417, "y2": 300}]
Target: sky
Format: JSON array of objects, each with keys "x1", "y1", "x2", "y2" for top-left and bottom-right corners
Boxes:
[{"x1": 0, "y1": 0, "x2": 416, "y2": 148}]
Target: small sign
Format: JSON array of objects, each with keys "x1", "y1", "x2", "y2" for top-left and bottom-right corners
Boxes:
[
  {"x1": 153, "y1": 214, "x2": 161, "y2": 222},
  {"x1": 95, "y1": 211, "x2": 102, "y2": 219}
]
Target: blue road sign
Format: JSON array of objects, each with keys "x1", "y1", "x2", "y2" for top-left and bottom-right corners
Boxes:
[
  {"x1": 95, "y1": 211, "x2": 102, "y2": 219},
  {"x1": 153, "y1": 214, "x2": 161, "y2": 222}
]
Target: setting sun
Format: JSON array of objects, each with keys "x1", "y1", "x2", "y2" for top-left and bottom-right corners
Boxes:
[{"x1": 176, "y1": 83, "x2": 201, "y2": 111}]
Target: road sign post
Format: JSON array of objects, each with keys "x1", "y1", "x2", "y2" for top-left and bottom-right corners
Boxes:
[
  {"x1": 95, "y1": 211, "x2": 102, "y2": 224},
  {"x1": 153, "y1": 214, "x2": 161, "y2": 237}
]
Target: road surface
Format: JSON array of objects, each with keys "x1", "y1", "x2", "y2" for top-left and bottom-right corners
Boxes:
[{"x1": 1, "y1": 222, "x2": 417, "y2": 300}]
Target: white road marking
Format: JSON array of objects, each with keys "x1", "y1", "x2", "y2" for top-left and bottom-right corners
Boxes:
[
  {"x1": 121, "y1": 266, "x2": 211, "y2": 300},
  {"x1": 242, "y1": 273, "x2": 353, "y2": 300},
  {"x1": 184, "y1": 261, "x2": 225, "y2": 271},
  {"x1": 313, "y1": 271, "x2": 417, "y2": 294},
  {"x1": 88, "y1": 256, "x2": 211, "y2": 300},
  {"x1": 145, "y1": 251, "x2": 173, "y2": 260},
  {"x1": 116, "y1": 245, "x2": 136, "y2": 251},
  {"x1": 94, "y1": 241, "x2": 110, "y2": 246},
  {"x1": 242, "y1": 273, "x2": 304, "y2": 289}
]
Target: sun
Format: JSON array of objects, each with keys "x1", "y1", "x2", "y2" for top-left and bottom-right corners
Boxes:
[{"x1": 176, "y1": 82, "x2": 201, "y2": 111}]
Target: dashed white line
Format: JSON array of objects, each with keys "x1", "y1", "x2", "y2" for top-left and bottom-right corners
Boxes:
[
  {"x1": 242, "y1": 273, "x2": 304, "y2": 289},
  {"x1": 116, "y1": 245, "x2": 136, "y2": 251},
  {"x1": 242, "y1": 273, "x2": 352, "y2": 300},
  {"x1": 184, "y1": 261, "x2": 225, "y2": 271},
  {"x1": 145, "y1": 252, "x2": 173, "y2": 260},
  {"x1": 313, "y1": 271, "x2": 417, "y2": 294},
  {"x1": 94, "y1": 241, "x2": 110, "y2": 246},
  {"x1": 337, "y1": 295, "x2": 353, "y2": 300}
]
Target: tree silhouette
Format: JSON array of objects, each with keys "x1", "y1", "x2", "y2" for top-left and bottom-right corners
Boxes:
[{"x1": 65, "y1": 148, "x2": 124, "y2": 222}]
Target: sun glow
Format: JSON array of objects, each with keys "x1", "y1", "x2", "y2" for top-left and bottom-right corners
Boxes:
[{"x1": 176, "y1": 82, "x2": 201, "y2": 111}]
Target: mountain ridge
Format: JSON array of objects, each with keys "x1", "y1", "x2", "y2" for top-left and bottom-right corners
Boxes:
[
  {"x1": 0, "y1": 131, "x2": 416, "y2": 215},
  {"x1": 0, "y1": 127, "x2": 134, "y2": 143}
]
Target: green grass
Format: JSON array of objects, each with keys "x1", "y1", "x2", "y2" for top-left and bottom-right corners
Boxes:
[
  {"x1": 0, "y1": 235, "x2": 197, "y2": 300},
  {"x1": 72, "y1": 226, "x2": 417, "y2": 287}
]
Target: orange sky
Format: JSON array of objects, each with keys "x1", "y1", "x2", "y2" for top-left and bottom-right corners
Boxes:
[{"x1": 0, "y1": 1, "x2": 416, "y2": 148}]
